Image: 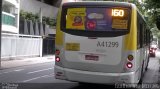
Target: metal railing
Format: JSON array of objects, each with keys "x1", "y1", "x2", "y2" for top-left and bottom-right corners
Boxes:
[{"x1": 1, "y1": 33, "x2": 43, "y2": 60}]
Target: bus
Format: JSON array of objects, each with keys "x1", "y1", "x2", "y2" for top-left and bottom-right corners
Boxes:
[{"x1": 55, "y1": 1, "x2": 151, "y2": 85}]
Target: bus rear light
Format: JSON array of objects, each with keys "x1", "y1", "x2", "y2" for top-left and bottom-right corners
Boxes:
[
  {"x1": 55, "y1": 49, "x2": 60, "y2": 55},
  {"x1": 128, "y1": 55, "x2": 133, "y2": 61},
  {"x1": 56, "y1": 57, "x2": 60, "y2": 62},
  {"x1": 152, "y1": 50, "x2": 155, "y2": 53},
  {"x1": 126, "y1": 62, "x2": 133, "y2": 68}
]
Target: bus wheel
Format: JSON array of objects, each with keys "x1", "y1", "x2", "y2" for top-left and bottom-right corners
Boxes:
[{"x1": 138, "y1": 62, "x2": 144, "y2": 84}]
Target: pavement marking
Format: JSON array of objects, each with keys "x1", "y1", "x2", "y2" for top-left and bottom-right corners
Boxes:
[
  {"x1": 22, "y1": 73, "x2": 55, "y2": 82},
  {"x1": 14, "y1": 69, "x2": 24, "y2": 72},
  {"x1": 27, "y1": 67, "x2": 54, "y2": 74},
  {"x1": 0, "y1": 69, "x2": 24, "y2": 75}
]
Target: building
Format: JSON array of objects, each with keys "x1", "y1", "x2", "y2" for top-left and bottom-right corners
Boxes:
[
  {"x1": 20, "y1": 0, "x2": 61, "y2": 35},
  {"x1": 1, "y1": 0, "x2": 62, "y2": 60},
  {"x1": 19, "y1": 0, "x2": 62, "y2": 56},
  {"x1": 20, "y1": 0, "x2": 59, "y2": 19},
  {"x1": 2, "y1": 0, "x2": 20, "y2": 33},
  {"x1": 1, "y1": 0, "x2": 22, "y2": 60}
]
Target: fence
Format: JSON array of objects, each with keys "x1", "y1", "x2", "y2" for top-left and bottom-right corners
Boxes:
[
  {"x1": 1, "y1": 33, "x2": 42, "y2": 60},
  {"x1": 43, "y1": 35, "x2": 55, "y2": 55},
  {"x1": 19, "y1": 19, "x2": 56, "y2": 56},
  {"x1": 19, "y1": 19, "x2": 55, "y2": 36}
]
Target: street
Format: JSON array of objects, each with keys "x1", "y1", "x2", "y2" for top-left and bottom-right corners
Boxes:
[
  {"x1": 0, "y1": 54, "x2": 160, "y2": 89},
  {"x1": 1, "y1": 0, "x2": 160, "y2": 89},
  {"x1": 0, "y1": 62, "x2": 67, "y2": 83}
]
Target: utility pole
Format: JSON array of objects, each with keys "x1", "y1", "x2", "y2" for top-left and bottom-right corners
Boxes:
[{"x1": 0, "y1": 0, "x2": 2, "y2": 69}]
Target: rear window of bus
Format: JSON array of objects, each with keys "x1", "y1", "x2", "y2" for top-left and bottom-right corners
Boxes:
[{"x1": 60, "y1": 3, "x2": 131, "y2": 37}]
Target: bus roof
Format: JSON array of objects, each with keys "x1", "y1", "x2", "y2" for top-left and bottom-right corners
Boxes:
[
  {"x1": 62, "y1": 1, "x2": 149, "y2": 29},
  {"x1": 63, "y1": 1, "x2": 132, "y2": 8}
]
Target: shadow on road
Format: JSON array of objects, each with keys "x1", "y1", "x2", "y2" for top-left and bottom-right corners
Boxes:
[
  {"x1": 8, "y1": 83, "x2": 118, "y2": 89},
  {"x1": 70, "y1": 83, "x2": 119, "y2": 89}
]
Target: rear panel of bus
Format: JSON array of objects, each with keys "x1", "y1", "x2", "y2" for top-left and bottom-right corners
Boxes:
[{"x1": 55, "y1": 2, "x2": 137, "y2": 74}]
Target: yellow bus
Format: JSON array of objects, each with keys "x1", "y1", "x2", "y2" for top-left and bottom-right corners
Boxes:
[{"x1": 55, "y1": 1, "x2": 151, "y2": 84}]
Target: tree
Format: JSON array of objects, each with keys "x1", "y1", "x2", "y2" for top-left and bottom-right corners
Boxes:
[
  {"x1": 129, "y1": 0, "x2": 145, "y2": 15},
  {"x1": 144, "y1": 0, "x2": 160, "y2": 30}
]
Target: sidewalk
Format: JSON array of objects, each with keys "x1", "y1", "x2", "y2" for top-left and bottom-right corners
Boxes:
[{"x1": 0, "y1": 55, "x2": 55, "y2": 69}]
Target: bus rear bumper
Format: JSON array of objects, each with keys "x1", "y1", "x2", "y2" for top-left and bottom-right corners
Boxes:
[{"x1": 55, "y1": 65, "x2": 138, "y2": 84}]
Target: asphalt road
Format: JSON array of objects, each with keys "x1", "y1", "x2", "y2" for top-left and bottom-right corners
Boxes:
[{"x1": 0, "y1": 55, "x2": 160, "y2": 89}]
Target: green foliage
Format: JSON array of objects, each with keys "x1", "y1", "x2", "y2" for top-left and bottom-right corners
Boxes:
[
  {"x1": 144, "y1": 0, "x2": 160, "y2": 30},
  {"x1": 42, "y1": 16, "x2": 56, "y2": 28},
  {"x1": 20, "y1": 10, "x2": 40, "y2": 22},
  {"x1": 143, "y1": 0, "x2": 160, "y2": 39},
  {"x1": 20, "y1": 10, "x2": 56, "y2": 28},
  {"x1": 145, "y1": 0, "x2": 160, "y2": 10},
  {"x1": 20, "y1": 10, "x2": 26, "y2": 18},
  {"x1": 151, "y1": 27, "x2": 159, "y2": 36},
  {"x1": 130, "y1": 0, "x2": 145, "y2": 15}
]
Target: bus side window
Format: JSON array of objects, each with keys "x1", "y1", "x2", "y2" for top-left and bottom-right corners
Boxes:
[
  {"x1": 147, "y1": 29, "x2": 149, "y2": 45},
  {"x1": 144, "y1": 25, "x2": 147, "y2": 46},
  {"x1": 137, "y1": 12, "x2": 140, "y2": 49},
  {"x1": 140, "y1": 23, "x2": 143, "y2": 48},
  {"x1": 137, "y1": 24, "x2": 140, "y2": 48},
  {"x1": 137, "y1": 12, "x2": 144, "y2": 48}
]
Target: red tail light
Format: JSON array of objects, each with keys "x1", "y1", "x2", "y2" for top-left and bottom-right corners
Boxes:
[
  {"x1": 55, "y1": 57, "x2": 60, "y2": 62},
  {"x1": 149, "y1": 49, "x2": 152, "y2": 51},
  {"x1": 126, "y1": 62, "x2": 133, "y2": 68},
  {"x1": 55, "y1": 49, "x2": 60, "y2": 55},
  {"x1": 153, "y1": 50, "x2": 155, "y2": 53}
]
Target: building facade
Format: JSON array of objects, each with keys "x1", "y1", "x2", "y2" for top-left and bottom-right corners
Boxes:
[
  {"x1": 1, "y1": 0, "x2": 43, "y2": 60},
  {"x1": 19, "y1": 0, "x2": 62, "y2": 56},
  {"x1": 2, "y1": 0, "x2": 20, "y2": 33},
  {"x1": 20, "y1": 0, "x2": 59, "y2": 18}
]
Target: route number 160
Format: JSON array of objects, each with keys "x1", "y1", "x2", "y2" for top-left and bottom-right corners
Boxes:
[{"x1": 112, "y1": 9, "x2": 124, "y2": 17}]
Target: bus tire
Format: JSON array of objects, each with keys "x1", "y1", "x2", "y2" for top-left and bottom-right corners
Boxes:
[{"x1": 138, "y1": 62, "x2": 144, "y2": 84}]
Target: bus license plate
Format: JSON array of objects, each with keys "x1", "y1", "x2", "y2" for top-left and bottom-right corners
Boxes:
[{"x1": 85, "y1": 55, "x2": 99, "y2": 61}]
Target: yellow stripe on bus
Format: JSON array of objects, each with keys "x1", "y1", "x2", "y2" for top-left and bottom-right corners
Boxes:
[
  {"x1": 124, "y1": 5, "x2": 137, "y2": 51},
  {"x1": 55, "y1": 8, "x2": 64, "y2": 46}
]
